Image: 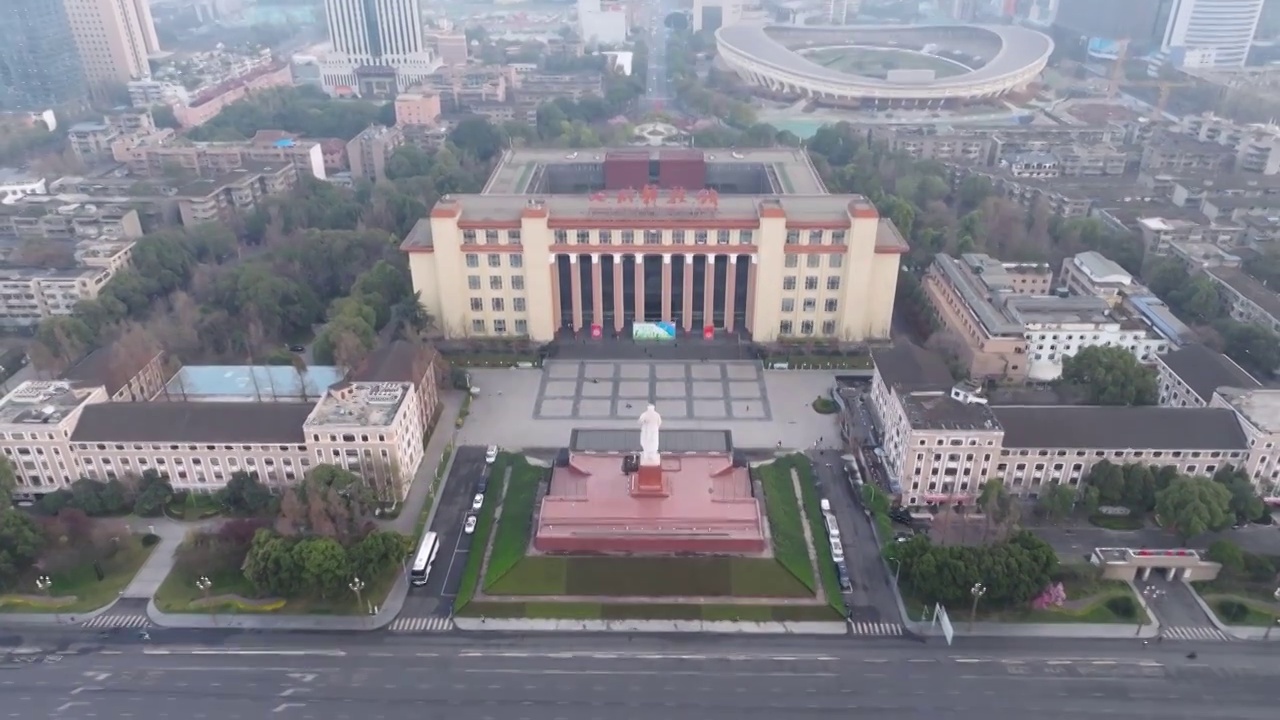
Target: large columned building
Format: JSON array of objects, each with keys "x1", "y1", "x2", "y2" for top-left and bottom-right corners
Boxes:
[{"x1": 403, "y1": 148, "x2": 907, "y2": 343}]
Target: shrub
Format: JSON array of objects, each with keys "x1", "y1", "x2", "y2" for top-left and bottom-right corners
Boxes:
[
  {"x1": 811, "y1": 397, "x2": 838, "y2": 414},
  {"x1": 1104, "y1": 595, "x2": 1137, "y2": 619},
  {"x1": 1243, "y1": 552, "x2": 1276, "y2": 584},
  {"x1": 1217, "y1": 599, "x2": 1249, "y2": 623},
  {"x1": 140, "y1": 533, "x2": 161, "y2": 547}
]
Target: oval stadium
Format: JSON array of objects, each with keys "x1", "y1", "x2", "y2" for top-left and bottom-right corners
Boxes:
[{"x1": 715, "y1": 25, "x2": 1054, "y2": 107}]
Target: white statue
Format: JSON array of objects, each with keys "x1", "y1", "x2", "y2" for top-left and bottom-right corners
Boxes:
[{"x1": 638, "y1": 404, "x2": 662, "y2": 465}]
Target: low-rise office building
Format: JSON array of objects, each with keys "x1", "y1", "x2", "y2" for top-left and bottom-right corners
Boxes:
[
  {"x1": 1205, "y1": 265, "x2": 1280, "y2": 335},
  {"x1": 1058, "y1": 251, "x2": 1139, "y2": 308},
  {"x1": 1155, "y1": 343, "x2": 1259, "y2": 408},
  {"x1": 0, "y1": 199, "x2": 144, "y2": 242},
  {"x1": 113, "y1": 130, "x2": 326, "y2": 181},
  {"x1": 0, "y1": 256, "x2": 133, "y2": 328}
]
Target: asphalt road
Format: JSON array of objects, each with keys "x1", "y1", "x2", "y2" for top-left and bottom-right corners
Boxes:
[
  {"x1": 398, "y1": 446, "x2": 489, "y2": 619},
  {"x1": 3, "y1": 634, "x2": 1276, "y2": 720},
  {"x1": 645, "y1": 0, "x2": 671, "y2": 108}
]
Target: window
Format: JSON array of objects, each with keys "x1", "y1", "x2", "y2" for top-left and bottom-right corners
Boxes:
[
  {"x1": 645, "y1": 230, "x2": 661, "y2": 244},
  {"x1": 717, "y1": 230, "x2": 730, "y2": 245},
  {"x1": 672, "y1": 230, "x2": 685, "y2": 244},
  {"x1": 484, "y1": 230, "x2": 499, "y2": 244},
  {"x1": 781, "y1": 298, "x2": 795, "y2": 312},
  {"x1": 807, "y1": 254, "x2": 821, "y2": 268},
  {"x1": 804, "y1": 276, "x2": 818, "y2": 290},
  {"x1": 829, "y1": 254, "x2": 843, "y2": 268},
  {"x1": 826, "y1": 276, "x2": 840, "y2": 291},
  {"x1": 779, "y1": 320, "x2": 794, "y2": 335},
  {"x1": 800, "y1": 320, "x2": 814, "y2": 335},
  {"x1": 463, "y1": 230, "x2": 476, "y2": 243},
  {"x1": 512, "y1": 276, "x2": 524, "y2": 290},
  {"x1": 467, "y1": 275, "x2": 480, "y2": 290},
  {"x1": 515, "y1": 319, "x2": 528, "y2": 334},
  {"x1": 513, "y1": 297, "x2": 526, "y2": 312},
  {"x1": 554, "y1": 229, "x2": 568, "y2": 243},
  {"x1": 489, "y1": 276, "x2": 503, "y2": 290},
  {"x1": 802, "y1": 298, "x2": 816, "y2": 312},
  {"x1": 599, "y1": 230, "x2": 612, "y2": 244},
  {"x1": 487, "y1": 254, "x2": 501, "y2": 268},
  {"x1": 783, "y1": 276, "x2": 796, "y2": 291},
  {"x1": 470, "y1": 298, "x2": 482, "y2": 311},
  {"x1": 577, "y1": 230, "x2": 590, "y2": 244},
  {"x1": 785, "y1": 230, "x2": 799, "y2": 245},
  {"x1": 508, "y1": 230, "x2": 521, "y2": 244},
  {"x1": 785, "y1": 254, "x2": 798, "y2": 268},
  {"x1": 472, "y1": 319, "x2": 486, "y2": 333},
  {"x1": 621, "y1": 230, "x2": 635, "y2": 244},
  {"x1": 491, "y1": 297, "x2": 504, "y2": 312},
  {"x1": 808, "y1": 230, "x2": 823, "y2": 244},
  {"x1": 822, "y1": 320, "x2": 836, "y2": 334},
  {"x1": 831, "y1": 230, "x2": 846, "y2": 245},
  {"x1": 510, "y1": 254, "x2": 523, "y2": 268},
  {"x1": 739, "y1": 230, "x2": 754, "y2": 244},
  {"x1": 465, "y1": 253, "x2": 479, "y2": 268},
  {"x1": 824, "y1": 298, "x2": 838, "y2": 312},
  {"x1": 695, "y1": 230, "x2": 708, "y2": 245},
  {"x1": 493, "y1": 319, "x2": 507, "y2": 334}
]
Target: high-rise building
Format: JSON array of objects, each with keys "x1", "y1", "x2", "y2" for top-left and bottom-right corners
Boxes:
[
  {"x1": 0, "y1": 0, "x2": 88, "y2": 109},
  {"x1": 319, "y1": 0, "x2": 439, "y2": 97},
  {"x1": 1054, "y1": 0, "x2": 1176, "y2": 51},
  {"x1": 1164, "y1": 0, "x2": 1265, "y2": 68},
  {"x1": 62, "y1": 0, "x2": 162, "y2": 96}
]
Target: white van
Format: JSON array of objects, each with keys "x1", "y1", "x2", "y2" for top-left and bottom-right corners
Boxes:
[{"x1": 824, "y1": 512, "x2": 841, "y2": 540}]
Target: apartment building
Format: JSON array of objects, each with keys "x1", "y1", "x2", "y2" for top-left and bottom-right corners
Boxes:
[
  {"x1": 67, "y1": 109, "x2": 156, "y2": 163},
  {"x1": 113, "y1": 130, "x2": 326, "y2": 180},
  {"x1": 1140, "y1": 133, "x2": 1236, "y2": 174},
  {"x1": 171, "y1": 62, "x2": 294, "y2": 129},
  {"x1": 0, "y1": 259, "x2": 131, "y2": 328},
  {"x1": 63, "y1": 0, "x2": 161, "y2": 96},
  {"x1": 1058, "y1": 251, "x2": 1139, "y2": 308},
  {"x1": 1205, "y1": 265, "x2": 1280, "y2": 335},
  {"x1": 870, "y1": 128, "x2": 993, "y2": 164},
  {"x1": 1053, "y1": 144, "x2": 1128, "y2": 176},
  {"x1": 173, "y1": 163, "x2": 297, "y2": 226},
  {"x1": 514, "y1": 73, "x2": 604, "y2": 103},
  {"x1": 867, "y1": 346, "x2": 1256, "y2": 506},
  {"x1": 1155, "y1": 344, "x2": 1259, "y2": 408},
  {"x1": 1001, "y1": 151, "x2": 1059, "y2": 179},
  {"x1": 0, "y1": 199, "x2": 143, "y2": 242},
  {"x1": 394, "y1": 89, "x2": 443, "y2": 127},
  {"x1": 1138, "y1": 216, "x2": 1245, "y2": 257},
  {"x1": 347, "y1": 125, "x2": 404, "y2": 184},
  {"x1": 425, "y1": 66, "x2": 510, "y2": 113}
]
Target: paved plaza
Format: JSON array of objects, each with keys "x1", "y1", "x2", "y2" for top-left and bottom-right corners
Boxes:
[
  {"x1": 459, "y1": 362, "x2": 840, "y2": 449},
  {"x1": 535, "y1": 361, "x2": 771, "y2": 422}
]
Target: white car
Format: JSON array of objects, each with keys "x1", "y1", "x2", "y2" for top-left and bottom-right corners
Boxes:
[
  {"x1": 464, "y1": 514, "x2": 478, "y2": 535},
  {"x1": 819, "y1": 498, "x2": 831, "y2": 512},
  {"x1": 485, "y1": 445, "x2": 499, "y2": 464},
  {"x1": 472, "y1": 493, "x2": 485, "y2": 511},
  {"x1": 830, "y1": 538, "x2": 845, "y2": 563}
]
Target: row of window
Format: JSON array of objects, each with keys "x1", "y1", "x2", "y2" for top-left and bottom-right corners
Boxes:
[
  {"x1": 551, "y1": 229, "x2": 758, "y2": 246},
  {"x1": 784, "y1": 254, "x2": 844, "y2": 269},
  {"x1": 781, "y1": 298, "x2": 838, "y2": 313},
  {"x1": 467, "y1": 274, "x2": 524, "y2": 292},
  {"x1": 471, "y1": 318, "x2": 528, "y2": 335},
  {"x1": 778, "y1": 319, "x2": 838, "y2": 336},
  {"x1": 470, "y1": 297, "x2": 527, "y2": 313},
  {"x1": 464, "y1": 253, "x2": 524, "y2": 269},
  {"x1": 783, "y1": 276, "x2": 841, "y2": 292}
]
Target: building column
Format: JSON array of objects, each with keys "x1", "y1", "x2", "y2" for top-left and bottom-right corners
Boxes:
[
  {"x1": 661, "y1": 254, "x2": 673, "y2": 322},
  {"x1": 703, "y1": 255, "x2": 717, "y2": 330},
  {"x1": 723, "y1": 255, "x2": 738, "y2": 332},
  {"x1": 569, "y1": 254, "x2": 583, "y2": 331},
  {"x1": 745, "y1": 255, "x2": 758, "y2": 334},
  {"x1": 548, "y1": 255, "x2": 562, "y2": 331},
  {"x1": 612, "y1": 254, "x2": 625, "y2": 333},
  {"x1": 591, "y1": 254, "x2": 604, "y2": 330},
  {"x1": 633, "y1": 254, "x2": 645, "y2": 323},
  {"x1": 682, "y1": 254, "x2": 695, "y2": 332}
]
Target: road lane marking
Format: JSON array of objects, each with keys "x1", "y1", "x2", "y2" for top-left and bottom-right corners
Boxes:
[
  {"x1": 272, "y1": 703, "x2": 306, "y2": 713},
  {"x1": 463, "y1": 668, "x2": 837, "y2": 678},
  {"x1": 144, "y1": 649, "x2": 346, "y2": 657}
]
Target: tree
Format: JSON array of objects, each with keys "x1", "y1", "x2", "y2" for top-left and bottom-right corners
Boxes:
[
  {"x1": 1060, "y1": 346, "x2": 1158, "y2": 406},
  {"x1": 977, "y1": 478, "x2": 1018, "y2": 542},
  {"x1": 243, "y1": 530, "x2": 304, "y2": 597},
  {"x1": 1212, "y1": 465, "x2": 1264, "y2": 522},
  {"x1": 1205, "y1": 539, "x2": 1245, "y2": 573},
  {"x1": 0, "y1": 510, "x2": 44, "y2": 590},
  {"x1": 891, "y1": 530, "x2": 1057, "y2": 609},
  {"x1": 1155, "y1": 475, "x2": 1232, "y2": 543},
  {"x1": 294, "y1": 537, "x2": 349, "y2": 599},
  {"x1": 348, "y1": 531, "x2": 408, "y2": 577},
  {"x1": 132, "y1": 469, "x2": 173, "y2": 517},
  {"x1": 0, "y1": 456, "x2": 14, "y2": 500},
  {"x1": 1036, "y1": 483, "x2": 1076, "y2": 524},
  {"x1": 215, "y1": 471, "x2": 275, "y2": 517}
]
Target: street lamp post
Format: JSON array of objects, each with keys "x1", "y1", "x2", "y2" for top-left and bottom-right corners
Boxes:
[
  {"x1": 36, "y1": 575, "x2": 54, "y2": 623},
  {"x1": 969, "y1": 583, "x2": 987, "y2": 632},
  {"x1": 1266, "y1": 588, "x2": 1280, "y2": 641},
  {"x1": 888, "y1": 557, "x2": 902, "y2": 585},
  {"x1": 196, "y1": 576, "x2": 213, "y2": 624},
  {"x1": 349, "y1": 577, "x2": 366, "y2": 617}
]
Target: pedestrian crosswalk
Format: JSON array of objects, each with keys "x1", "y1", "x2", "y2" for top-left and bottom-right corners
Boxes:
[
  {"x1": 849, "y1": 621, "x2": 905, "y2": 636},
  {"x1": 82, "y1": 614, "x2": 151, "y2": 629},
  {"x1": 388, "y1": 616, "x2": 453, "y2": 633},
  {"x1": 1161, "y1": 626, "x2": 1233, "y2": 641}
]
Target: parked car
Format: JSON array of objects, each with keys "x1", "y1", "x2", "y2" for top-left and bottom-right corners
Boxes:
[
  {"x1": 476, "y1": 473, "x2": 489, "y2": 494},
  {"x1": 820, "y1": 498, "x2": 831, "y2": 512},
  {"x1": 485, "y1": 445, "x2": 499, "y2": 464},
  {"x1": 830, "y1": 537, "x2": 845, "y2": 563},
  {"x1": 889, "y1": 508, "x2": 913, "y2": 526},
  {"x1": 464, "y1": 514, "x2": 477, "y2": 535},
  {"x1": 835, "y1": 563, "x2": 853, "y2": 592},
  {"x1": 471, "y1": 493, "x2": 484, "y2": 511}
]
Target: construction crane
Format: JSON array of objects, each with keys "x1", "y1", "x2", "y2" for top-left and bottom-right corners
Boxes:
[{"x1": 1104, "y1": 38, "x2": 1195, "y2": 116}]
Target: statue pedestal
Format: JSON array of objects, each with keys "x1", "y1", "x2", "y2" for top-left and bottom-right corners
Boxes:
[{"x1": 632, "y1": 461, "x2": 668, "y2": 497}]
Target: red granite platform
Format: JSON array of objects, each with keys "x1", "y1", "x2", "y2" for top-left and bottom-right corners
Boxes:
[{"x1": 534, "y1": 452, "x2": 767, "y2": 554}]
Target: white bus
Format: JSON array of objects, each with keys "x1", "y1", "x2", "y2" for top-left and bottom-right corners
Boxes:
[{"x1": 410, "y1": 531, "x2": 441, "y2": 586}]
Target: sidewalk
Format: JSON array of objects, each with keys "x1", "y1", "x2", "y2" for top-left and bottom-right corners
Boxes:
[
  {"x1": 454, "y1": 617, "x2": 848, "y2": 635},
  {"x1": 145, "y1": 392, "x2": 464, "y2": 631}
]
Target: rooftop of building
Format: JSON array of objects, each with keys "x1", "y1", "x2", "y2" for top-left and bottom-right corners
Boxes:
[
  {"x1": 304, "y1": 382, "x2": 413, "y2": 428},
  {"x1": 1205, "y1": 265, "x2": 1280, "y2": 320},
  {"x1": 1215, "y1": 388, "x2": 1280, "y2": 435},
  {"x1": 1170, "y1": 172, "x2": 1280, "y2": 193},
  {"x1": 900, "y1": 389, "x2": 1001, "y2": 432},
  {"x1": 0, "y1": 381, "x2": 98, "y2": 426},
  {"x1": 60, "y1": 345, "x2": 160, "y2": 397},
  {"x1": 70, "y1": 401, "x2": 313, "y2": 444},
  {"x1": 0, "y1": 266, "x2": 102, "y2": 281},
  {"x1": 871, "y1": 343, "x2": 954, "y2": 391},
  {"x1": 1158, "y1": 344, "x2": 1260, "y2": 402},
  {"x1": 347, "y1": 341, "x2": 437, "y2": 385},
  {"x1": 1066, "y1": 250, "x2": 1132, "y2": 285},
  {"x1": 991, "y1": 405, "x2": 1249, "y2": 450},
  {"x1": 165, "y1": 365, "x2": 343, "y2": 401},
  {"x1": 482, "y1": 147, "x2": 829, "y2": 195}
]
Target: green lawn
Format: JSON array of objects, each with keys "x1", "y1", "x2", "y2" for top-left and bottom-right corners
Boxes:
[
  {"x1": 1205, "y1": 594, "x2": 1280, "y2": 627},
  {"x1": 153, "y1": 561, "x2": 262, "y2": 613},
  {"x1": 460, "y1": 600, "x2": 842, "y2": 622},
  {"x1": 451, "y1": 460, "x2": 505, "y2": 613},
  {"x1": 0, "y1": 536, "x2": 154, "y2": 614},
  {"x1": 485, "y1": 555, "x2": 813, "y2": 597},
  {"x1": 901, "y1": 569, "x2": 1148, "y2": 625},
  {"x1": 791, "y1": 456, "x2": 844, "y2": 609},
  {"x1": 482, "y1": 453, "x2": 542, "y2": 587},
  {"x1": 756, "y1": 456, "x2": 816, "y2": 592},
  {"x1": 164, "y1": 493, "x2": 223, "y2": 522}
]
